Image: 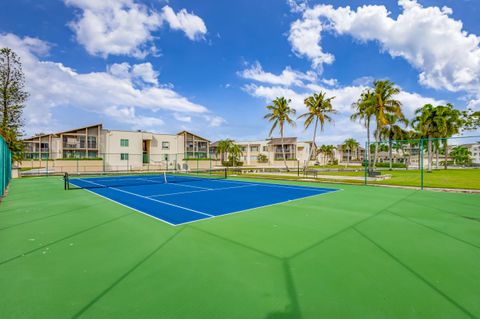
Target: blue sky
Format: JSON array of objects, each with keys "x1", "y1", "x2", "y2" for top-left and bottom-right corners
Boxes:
[{"x1": 1, "y1": 0, "x2": 479, "y2": 144}]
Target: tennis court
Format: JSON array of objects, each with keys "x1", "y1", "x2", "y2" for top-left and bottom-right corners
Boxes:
[
  {"x1": 1, "y1": 175, "x2": 479, "y2": 319},
  {"x1": 65, "y1": 170, "x2": 339, "y2": 225}
]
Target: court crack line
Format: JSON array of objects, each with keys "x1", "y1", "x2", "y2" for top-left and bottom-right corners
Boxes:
[
  {"x1": 386, "y1": 210, "x2": 480, "y2": 250},
  {"x1": 287, "y1": 190, "x2": 419, "y2": 260},
  {"x1": 353, "y1": 227, "x2": 477, "y2": 319},
  {"x1": 70, "y1": 228, "x2": 185, "y2": 319},
  {"x1": 0, "y1": 212, "x2": 133, "y2": 267}
]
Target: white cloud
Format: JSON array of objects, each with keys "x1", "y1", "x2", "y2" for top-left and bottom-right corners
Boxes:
[
  {"x1": 204, "y1": 115, "x2": 226, "y2": 127},
  {"x1": 174, "y1": 113, "x2": 192, "y2": 123},
  {"x1": 289, "y1": 0, "x2": 480, "y2": 95},
  {"x1": 239, "y1": 62, "x2": 316, "y2": 87},
  {"x1": 64, "y1": 0, "x2": 207, "y2": 57},
  {"x1": 105, "y1": 106, "x2": 164, "y2": 128},
  {"x1": 161, "y1": 5, "x2": 207, "y2": 40},
  {"x1": 0, "y1": 33, "x2": 212, "y2": 135}
]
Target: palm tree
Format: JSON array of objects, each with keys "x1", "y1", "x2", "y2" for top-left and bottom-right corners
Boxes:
[
  {"x1": 323, "y1": 145, "x2": 336, "y2": 165},
  {"x1": 227, "y1": 143, "x2": 243, "y2": 167},
  {"x1": 264, "y1": 97, "x2": 296, "y2": 170},
  {"x1": 411, "y1": 104, "x2": 461, "y2": 172},
  {"x1": 378, "y1": 113, "x2": 408, "y2": 170},
  {"x1": 298, "y1": 92, "x2": 336, "y2": 168},
  {"x1": 351, "y1": 90, "x2": 375, "y2": 171},
  {"x1": 215, "y1": 139, "x2": 234, "y2": 164},
  {"x1": 371, "y1": 80, "x2": 405, "y2": 168},
  {"x1": 435, "y1": 104, "x2": 463, "y2": 170},
  {"x1": 450, "y1": 146, "x2": 471, "y2": 166},
  {"x1": 342, "y1": 138, "x2": 359, "y2": 167}
]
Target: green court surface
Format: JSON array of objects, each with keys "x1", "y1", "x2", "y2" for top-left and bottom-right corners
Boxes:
[{"x1": 1, "y1": 177, "x2": 479, "y2": 319}]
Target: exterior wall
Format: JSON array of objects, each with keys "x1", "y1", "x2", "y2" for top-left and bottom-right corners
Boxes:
[
  {"x1": 101, "y1": 130, "x2": 181, "y2": 171},
  {"x1": 232, "y1": 140, "x2": 313, "y2": 166},
  {"x1": 464, "y1": 143, "x2": 480, "y2": 164}
]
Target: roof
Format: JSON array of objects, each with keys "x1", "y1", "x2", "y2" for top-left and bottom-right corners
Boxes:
[
  {"x1": 267, "y1": 137, "x2": 297, "y2": 145},
  {"x1": 176, "y1": 130, "x2": 211, "y2": 142},
  {"x1": 23, "y1": 123, "x2": 103, "y2": 141}
]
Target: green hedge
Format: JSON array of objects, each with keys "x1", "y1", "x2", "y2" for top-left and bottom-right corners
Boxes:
[{"x1": 362, "y1": 162, "x2": 406, "y2": 168}]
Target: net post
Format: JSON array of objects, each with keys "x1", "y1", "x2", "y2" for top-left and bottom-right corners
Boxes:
[
  {"x1": 224, "y1": 167, "x2": 227, "y2": 179},
  {"x1": 64, "y1": 172, "x2": 69, "y2": 190}
]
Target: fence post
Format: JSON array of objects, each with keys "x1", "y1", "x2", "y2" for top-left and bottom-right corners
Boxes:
[
  {"x1": 364, "y1": 141, "x2": 368, "y2": 185},
  {"x1": 420, "y1": 138, "x2": 424, "y2": 190}
]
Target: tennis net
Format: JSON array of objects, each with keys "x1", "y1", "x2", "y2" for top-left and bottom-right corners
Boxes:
[{"x1": 64, "y1": 168, "x2": 227, "y2": 190}]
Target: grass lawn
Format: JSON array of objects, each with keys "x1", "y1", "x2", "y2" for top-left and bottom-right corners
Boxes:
[
  {"x1": 299, "y1": 168, "x2": 480, "y2": 190},
  {"x1": 0, "y1": 176, "x2": 479, "y2": 318}
]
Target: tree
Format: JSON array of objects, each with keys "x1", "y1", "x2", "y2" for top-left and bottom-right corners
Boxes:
[
  {"x1": 435, "y1": 104, "x2": 463, "y2": 170},
  {"x1": 320, "y1": 145, "x2": 336, "y2": 165},
  {"x1": 227, "y1": 144, "x2": 243, "y2": 167},
  {"x1": 1, "y1": 48, "x2": 28, "y2": 136},
  {"x1": 342, "y1": 138, "x2": 359, "y2": 167},
  {"x1": 257, "y1": 153, "x2": 268, "y2": 163},
  {"x1": 462, "y1": 109, "x2": 480, "y2": 131},
  {"x1": 298, "y1": 92, "x2": 336, "y2": 168},
  {"x1": 264, "y1": 97, "x2": 296, "y2": 170},
  {"x1": 215, "y1": 139, "x2": 234, "y2": 163},
  {"x1": 378, "y1": 113, "x2": 408, "y2": 170},
  {"x1": 1, "y1": 48, "x2": 28, "y2": 161},
  {"x1": 412, "y1": 103, "x2": 463, "y2": 172},
  {"x1": 449, "y1": 146, "x2": 471, "y2": 166},
  {"x1": 351, "y1": 90, "x2": 375, "y2": 171},
  {"x1": 370, "y1": 80, "x2": 405, "y2": 168}
]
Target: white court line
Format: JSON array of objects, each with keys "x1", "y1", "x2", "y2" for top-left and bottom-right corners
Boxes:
[
  {"x1": 169, "y1": 182, "x2": 212, "y2": 190},
  {"x1": 173, "y1": 187, "x2": 340, "y2": 226},
  {"x1": 73, "y1": 178, "x2": 214, "y2": 217},
  {"x1": 148, "y1": 184, "x2": 258, "y2": 198},
  {"x1": 208, "y1": 178, "x2": 342, "y2": 192}
]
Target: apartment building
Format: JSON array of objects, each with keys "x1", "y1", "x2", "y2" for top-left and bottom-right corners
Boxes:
[
  {"x1": 23, "y1": 124, "x2": 210, "y2": 171},
  {"x1": 211, "y1": 137, "x2": 315, "y2": 166}
]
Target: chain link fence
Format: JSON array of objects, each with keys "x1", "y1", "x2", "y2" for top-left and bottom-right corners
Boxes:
[
  {"x1": 364, "y1": 135, "x2": 480, "y2": 190},
  {"x1": 1, "y1": 135, "x2": 12, "y2": 197}
]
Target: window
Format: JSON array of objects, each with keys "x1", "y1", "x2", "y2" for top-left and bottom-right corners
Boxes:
[
  {"x1": 162, "y1": 141, "x2": 170, "y2": 150},
  {"x1": 250, "y1": 146, "x2": 259, "y2": 152},
  {"x1": 263, "y1": 146, "x2": 268, "y2": 152},
  {"x1": 120, "y1": 153, "x2": 129, "y2": 160},
  {"x1": 120, "y1": 139, "x2": 129, "y2": 147}
]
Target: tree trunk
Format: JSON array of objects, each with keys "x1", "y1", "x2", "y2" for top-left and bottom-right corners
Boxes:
[
  {"x1": 347, "y1": 149, "x2": 350, "y2": 167},
  {"x1": 427, "y1": 137, "x2": 432, "y2": 172},
  {"x1": 435, "y1": 146, "x2": 439, "y2": 170},
  {"x1": 366, "y1": 118, "x2": 371, "y2": 173},
  {"x1": 373, "y1": 129, "x2": 380, "y2": 168},
  {"x1": 389, "y1": 139, "x2": 393, "y2": 171},
  {"x1": 307, "y1": 118, "x2": 318, "y2": 170},
  {"x1": 281, "y1": 126, "x2": 288, "y2": 171},
  {"x1": 443, "y1": 140, "x2": 448, "y2": 170}
]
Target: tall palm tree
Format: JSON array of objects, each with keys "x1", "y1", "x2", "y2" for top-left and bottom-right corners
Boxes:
[
  {"x1": 298, "y1": 92, "x2": 336, "y2": 168},
  {"x1": 371, "y1": 80, "x2": 405, "y2": 168},
  {"x1": 378, "y1": 113, "x2": 408, "y2": 170},
  {"x1": 342, "y1": 138, "x2": 359, "y2": 167},
  {"x1": 264, "y1": 97, "x2": 296, "y2": 170},
  {"x1": 215, "y1": 139, "x2": 234, "y2": 163},
  {"x1": 351, "y1": 90, "x2": 375, "y2": 171}
]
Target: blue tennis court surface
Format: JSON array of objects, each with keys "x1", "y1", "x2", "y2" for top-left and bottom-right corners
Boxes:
[{"x1": 69, "y1": 175, "x2": 339, "y2": 225}]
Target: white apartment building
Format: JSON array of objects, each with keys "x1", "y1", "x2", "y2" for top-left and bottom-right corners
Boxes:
[
  {"x1": 460, "y1": 143, "x2": 480, "y2": 164},
  {"x1": 22, "y1": 124, "x2": 211, "y2": 171},
  {"x1": 211, "y1": 137, "x2": 315, "y2": 166}
]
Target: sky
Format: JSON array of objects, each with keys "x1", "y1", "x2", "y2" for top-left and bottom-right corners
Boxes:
[{"x1": 0, "y1": 0, "x2": 479, "y2": 145}]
